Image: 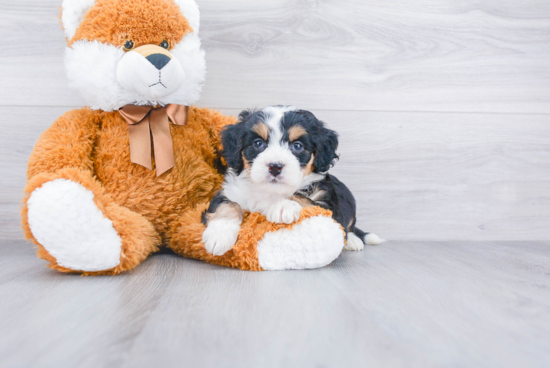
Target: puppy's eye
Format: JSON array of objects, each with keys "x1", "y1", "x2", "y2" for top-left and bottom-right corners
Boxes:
[
  {"x1": 123, "y1": 40, "x2": 135, "y2": 51},
  {"x1": 253, "y1": 139, "x2": 265, "y2": 149},
  {"x1": 291, "y1": 142, "x2": 304, "y2": 152},
  {"x1": 160, "y1": 40, "x2": 170, "y2": 49}
]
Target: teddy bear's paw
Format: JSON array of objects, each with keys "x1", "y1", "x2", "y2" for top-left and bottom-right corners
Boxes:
[
  {"x1": 27, "y1": 179, "x2": 122, "y2": 272},
  {"x1": 265, "y1": 200, "x2": 302, "y2": 224},
  {"x1": 202, "y1": 219, "x2": 241, "y2": 256},
  {"x1": 257, "y1": 215, "x2": 344, "y2": 270}
]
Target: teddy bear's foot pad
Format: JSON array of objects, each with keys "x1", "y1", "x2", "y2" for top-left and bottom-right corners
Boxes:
[
  {"x1": 257, "y1": 215, "x2": 344, "y2": 270},
  {"x1": 27, "y1": 179, "x2": 122, "y2": 272}
]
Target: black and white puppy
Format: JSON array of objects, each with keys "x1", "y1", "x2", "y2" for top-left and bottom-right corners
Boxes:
[{"x1": 202, "y1": 106, "x2": 382, "y2": 256}]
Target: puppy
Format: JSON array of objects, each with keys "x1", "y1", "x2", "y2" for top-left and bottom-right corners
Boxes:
[{"x1": 202, "y1": 106, "x2": 382, "y2": 256}]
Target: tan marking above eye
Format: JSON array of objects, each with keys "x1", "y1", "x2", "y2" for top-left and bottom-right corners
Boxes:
[
  {"x1": 251, "y1": 123, "x2": 270, "y2": 141},
  {"x1": 289, "y1": 126, "x2": 307, "y2": 142}
]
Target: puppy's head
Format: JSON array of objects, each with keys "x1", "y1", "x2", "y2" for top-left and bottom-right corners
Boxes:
[{"x1": 222, "y1": 106, "x2": 339, "y2": 195}]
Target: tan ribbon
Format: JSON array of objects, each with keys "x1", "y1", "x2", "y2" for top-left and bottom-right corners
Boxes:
[{"x1": 119, "y1": 104, "x2": 189, "y2": 176}]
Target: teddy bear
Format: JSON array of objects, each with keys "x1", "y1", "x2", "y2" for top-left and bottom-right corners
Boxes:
[{"x1": 20, "y1": 0, "x2": 346, "y2": 275}]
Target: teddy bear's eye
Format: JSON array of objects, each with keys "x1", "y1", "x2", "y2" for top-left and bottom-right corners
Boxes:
[
  {"x1": 160, "y1": 40, "x2": 170, "y2": 50},
  {"x1": 123, "y1": 40, "x2": 135, "y2": 51}
]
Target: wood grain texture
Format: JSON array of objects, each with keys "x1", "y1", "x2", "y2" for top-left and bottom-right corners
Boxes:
[
  {"x1": 1, "y1": 0, "x2": 550, "y2": 112},
  {"x1": 0, "y1": 106, "x2": 73, "y2": 241},
  {"x1": 0, "y1": 239, "x2": 549, "y2": 367},
  {"x1": 2, "y1": 106, "x2": 549, "y2": 241}
]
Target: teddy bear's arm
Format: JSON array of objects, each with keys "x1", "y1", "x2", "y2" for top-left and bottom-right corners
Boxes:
[
  {"x1": 190, "y1": 106, "x2": 237, "y2": 168},
  {"x1": 26, "y1": 108, "x2": 99, "y2": 180}
]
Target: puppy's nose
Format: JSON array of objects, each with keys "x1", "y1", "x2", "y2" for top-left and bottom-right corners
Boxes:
[
  {"x1": 268, "y1": 163, "x2": 284, "y2": 177},
  {"x1": 146, "y1": 53, "x2": 171, "y2": 70}
]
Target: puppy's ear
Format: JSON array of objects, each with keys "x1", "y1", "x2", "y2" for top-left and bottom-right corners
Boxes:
[
  {"x1": 221, "y1": 121, "x2": 245, "y2": 173},
  {"x1": 238, "y1": 109, "x2": 255, "y2": 122},
  {"x1": 312, "y1": 121, "x2": 339, "y2": 173}
]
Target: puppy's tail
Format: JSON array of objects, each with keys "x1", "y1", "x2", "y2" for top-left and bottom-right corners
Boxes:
[{"x1": 353, "y1": 227, "x2": 385, "y2": 245}]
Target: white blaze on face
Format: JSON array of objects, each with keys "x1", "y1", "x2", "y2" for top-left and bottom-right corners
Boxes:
[{"x1": 248, "y1": 106, "x2": 303, "y2": 195}]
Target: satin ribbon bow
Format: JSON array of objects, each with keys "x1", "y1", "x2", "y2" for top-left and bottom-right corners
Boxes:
[{"x1": 119, "y1": 104, "x2": 189, "y2": 176}]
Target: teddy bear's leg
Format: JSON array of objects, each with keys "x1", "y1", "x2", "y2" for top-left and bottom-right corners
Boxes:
[
  {"x1": 22, "y1": 168, "x2": 160, "y2": 275},
  {"x1": 169, "y1": 204, "x2": 344, "y2": 271},
  {"x1": 254, "y1": 215, "x2": 345, "y2": 270}
]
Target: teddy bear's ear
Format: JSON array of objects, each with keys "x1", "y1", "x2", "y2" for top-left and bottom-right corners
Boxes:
[
  {"x1": 61, "y1": 0, "x2": 96, "y2": 41},
  {"x1": 174, "y1": 0, "x2": 201, "y2": 33}
]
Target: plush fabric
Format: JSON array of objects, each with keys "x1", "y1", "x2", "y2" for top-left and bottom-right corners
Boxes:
[
  {"x1": 27, "y1": 178, "x2": 123, "y2": 271},
  {"x1": 20, "y1": 0, "x2": 345, "y2": 274}
]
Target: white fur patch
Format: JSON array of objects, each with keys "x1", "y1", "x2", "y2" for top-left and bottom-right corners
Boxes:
[
  {"x1": 160, "y1": 33, "x2": 206, "y2": 107},
  {"x1": 262, "y1": 105, "x2": 297, "y2": 146},
  {"x1": 202, "y1": 219, "x2": 241, "y2": 256},
  {"x1": 265, "y1": 199, "x2": 302, "y2": 224},
  {"x1": 365, "y1": 233, "x2": 385, "y2": 245},
  {"x1": 175, "y1": 0, "x2": 201, "y2": 33},
  {"x1": 61, "y1": 0, "x2": 96, "y2": 40},
  {"x1": 299, "y1": 172, "x2": 326, "y2": 190},
  {"x1": 27, "y1": 179, "x2": 122, "y2": 272},
  {"x1": 249, "y1": 144, "x2": 302, "y2": 195},
  {"x1": 223, "y1": 170, "x2": 300, "y2": 221},
  {"x1": 344, "y1": 232, "x2": 364, "y2": 251},
  {"x1": 257, "y1": 215, "x2": 344, "y2": 270},
  {"x1": 65, "y1": 33, "x2": 205, "y2": 111}
]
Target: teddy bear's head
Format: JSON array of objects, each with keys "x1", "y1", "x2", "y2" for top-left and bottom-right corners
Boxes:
[{"x1": 61, "y1": 0, "x2": 205, "y2": 111}]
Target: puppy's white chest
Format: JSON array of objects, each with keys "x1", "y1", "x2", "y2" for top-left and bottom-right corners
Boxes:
[{"x1": 225, "y1": 186, "x2": 285, "y2": 214}]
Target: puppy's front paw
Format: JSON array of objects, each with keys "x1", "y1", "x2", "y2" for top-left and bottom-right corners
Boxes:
[
  {"x1": 266, "y1": 200, "x2": 302, "y2": 224},
  {"x1": 202, "y1": 219, "x2": 241, "y2": 256},
  {"x1": 344, "y1": 232, "x2": 364, "y2": 251}
]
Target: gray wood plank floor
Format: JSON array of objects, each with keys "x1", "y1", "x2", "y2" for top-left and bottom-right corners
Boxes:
[{"x1": 1, "y1": 240, "x2": 549, "y2": 368}]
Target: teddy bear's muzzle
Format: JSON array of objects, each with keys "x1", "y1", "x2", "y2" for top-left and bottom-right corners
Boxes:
[
  {"x1": 146, "y1": 54, "x2": 171, "y2": 70},
  {"x1": 133, "y1": 44, "x2": 173, "y2": 69},
  {"x1": 116, "y1": 44, "x2": 186, "y2": 100}
]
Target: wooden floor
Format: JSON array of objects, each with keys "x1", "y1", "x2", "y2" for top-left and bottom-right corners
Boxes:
[{"x1": 1, "y1": 240, "x2": 549, "y2": 368}]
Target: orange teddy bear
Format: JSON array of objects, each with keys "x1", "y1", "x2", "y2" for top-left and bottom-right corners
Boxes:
[{"x1": 21, "y1": 0, "x2": 346, "y2": 275}]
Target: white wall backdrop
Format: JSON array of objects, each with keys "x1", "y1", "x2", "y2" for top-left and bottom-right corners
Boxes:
[{"x1": 1, "y1": 0, "x2": 549, "y2": 241}]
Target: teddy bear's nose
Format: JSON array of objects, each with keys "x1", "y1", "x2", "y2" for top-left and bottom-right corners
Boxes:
[{"x1": 146, "y1": 53, "x2": 171, "y2": 70}]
